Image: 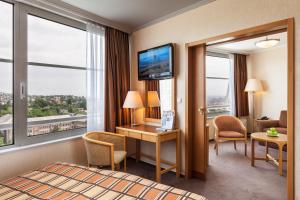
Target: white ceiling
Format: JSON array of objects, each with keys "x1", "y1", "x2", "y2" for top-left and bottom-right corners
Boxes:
[
  {"x1": 62, "y1": 0, "x2": 210, "y2": 30},
  {"x1": 209, "y1": 32, "x2": 287, "y2": 54}
]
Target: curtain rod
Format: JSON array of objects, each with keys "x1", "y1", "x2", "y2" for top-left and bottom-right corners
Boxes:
[{"x1": 15, "y1": 0, "x2": 132, "y2": 33}]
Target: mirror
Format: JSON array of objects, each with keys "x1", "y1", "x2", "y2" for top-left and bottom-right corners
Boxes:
[{"x1": 144, "y1": 78, "x2": 175, "y2": 121}]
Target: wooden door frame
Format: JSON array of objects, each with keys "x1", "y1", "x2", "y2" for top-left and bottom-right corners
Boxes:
[{"x1": 185, "y1": 18, "x2": 295, "y2": 200}]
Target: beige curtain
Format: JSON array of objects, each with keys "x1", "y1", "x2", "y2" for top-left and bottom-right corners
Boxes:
[
  {"x1": 104, "y1": 27, "x2": 131, "y2": 132},
  {"x1": 234, "y1": 54, "x2": 249, "y2": 117},
  {"x1": 145, "y1": 80, "x2": 161, "y2": 119}
]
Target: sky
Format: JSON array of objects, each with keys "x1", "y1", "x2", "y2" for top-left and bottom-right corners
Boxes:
[{"x1": 0, "y1": 1, "x2": 86, "y2": 96}]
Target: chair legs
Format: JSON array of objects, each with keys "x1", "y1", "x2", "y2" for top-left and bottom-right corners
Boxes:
[
  {"x1": 234, "y1": 141, "x2": 237, "y2": 150},
  {"x1": 244, "y1": 140, "x2": 247, "y2": 156},
  {"x1": 124, "y1": 157, "x2": 127, "y2": 172},
  {"x1": 215, "y1": 140, "x2": 219, "y2": 156}
]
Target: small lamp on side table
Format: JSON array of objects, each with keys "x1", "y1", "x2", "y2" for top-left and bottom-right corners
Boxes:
[{"x1": 123, "y1": 91, "x2": 144, "y2": 126}]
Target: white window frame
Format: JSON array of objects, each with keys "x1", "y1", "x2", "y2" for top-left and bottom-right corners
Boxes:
[{"x1": 0, "y1": 0, "x2": 88, "y2": 150}]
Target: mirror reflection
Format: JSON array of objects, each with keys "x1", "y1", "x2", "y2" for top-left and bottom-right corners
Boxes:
[{"x1": 145, "y1": 79, "x2": 173, "y2": 120}]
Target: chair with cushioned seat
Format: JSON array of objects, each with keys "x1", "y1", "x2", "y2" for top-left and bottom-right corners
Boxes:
[
  {"x1": 82, "y1": 132, "x2": 127, "y2": 171},
  {"x1": 213, "y1": 115, "x2": 247, "y2": 156}
]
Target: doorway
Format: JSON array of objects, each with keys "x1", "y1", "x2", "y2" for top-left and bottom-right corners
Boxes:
[{"x1": 185, "y1": 19, "x2": 294, "y2": 200}]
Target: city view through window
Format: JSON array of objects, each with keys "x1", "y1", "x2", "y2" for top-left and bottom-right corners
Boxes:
[
  {"x1": 0, "y1": 2, "x2": 87, "y2": 147},
  {"x1": 206, "y1": 55, "x2": 233, "y2": 118}
]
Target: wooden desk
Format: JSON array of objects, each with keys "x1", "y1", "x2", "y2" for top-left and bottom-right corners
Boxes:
[
  {"x1": 116, "y1": 125, "x2": 180, "y2": 183},
  {"x1": 251, "y1": 132, "x2": 287, "y2": 176}
]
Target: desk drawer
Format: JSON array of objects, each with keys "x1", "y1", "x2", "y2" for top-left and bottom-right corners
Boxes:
[
  {"x1": 117, "y1": 129, "x2": 128, "y2": 136},
  {"x1": 128, "y1": 131, "x2": 141, "y2": 139},
  {"x1": 142, "y1": 134, "x2": 157, "y2": 142}
]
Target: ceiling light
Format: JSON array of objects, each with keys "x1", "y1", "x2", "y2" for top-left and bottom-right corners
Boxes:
[{"x1": 255, "y1": 37, "x2": 280, "y2": 48}]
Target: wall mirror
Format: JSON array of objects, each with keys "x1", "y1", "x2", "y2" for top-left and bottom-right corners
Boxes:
[{"x1": 144, "y1": 78, "x2": 175, "y2": 122}]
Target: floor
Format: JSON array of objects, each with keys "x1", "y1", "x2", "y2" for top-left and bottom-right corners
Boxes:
[{"x1": 126, "y1": 140, "x2": 287, "y2": 200}]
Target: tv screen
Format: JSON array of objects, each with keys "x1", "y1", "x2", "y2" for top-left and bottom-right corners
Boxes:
[{"x1": 138, "y1": 43, "x2": 174, "y2": 80}]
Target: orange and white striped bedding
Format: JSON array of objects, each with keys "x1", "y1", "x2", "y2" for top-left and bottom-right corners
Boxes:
[{"x1": 0, "y1": 163, "x2": 206, "y2": 200}]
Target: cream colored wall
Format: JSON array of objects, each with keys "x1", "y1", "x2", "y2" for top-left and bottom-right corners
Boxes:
[
  {"x1": 248, "y1": 46, "x2": 288, "y2": 120},
  {"x1": 131, "y1": 0, "x2": 300, "y2": 197},
  {"x1": 0, "y1": 138, "x2": 87, "y2": 181}
]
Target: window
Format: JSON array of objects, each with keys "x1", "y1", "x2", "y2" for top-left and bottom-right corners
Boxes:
[
  {"x1": 0, "y1": 0, "x2": 93, "y2": 149},
  {"x1": 206, "y1": 54, "x2": 234, "y2": 118},
  {"x1": 27, "y1": 15, "x2": 87, "y2": 136},
  {"x1": 0, "y1": 1, "x2": 13, "y2": 146}
]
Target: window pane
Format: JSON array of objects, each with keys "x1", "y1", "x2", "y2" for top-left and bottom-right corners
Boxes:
[
  {"x1": 206, "y1": 56, "x2": 230, "y2": 78},
  {"x1": 27, "y1": 66, "x2": 87, "y2": 136},
  {"x1": 206, "y1": 55, "x2": 232, "y2": 118},
  {"x1": 28, "y1": 15, "x2": 86, "y2": 67},
  {"x1": 27, "y1": 15, "x2": 87, "y2": 137},
  {"x1": 0, "y1": 1, "x2": 13, "y2": 147}
]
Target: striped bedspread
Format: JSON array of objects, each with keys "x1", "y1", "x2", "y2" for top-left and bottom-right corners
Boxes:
[{"x1": 0, "y1": 163, "x2": 206, "y2": 200}]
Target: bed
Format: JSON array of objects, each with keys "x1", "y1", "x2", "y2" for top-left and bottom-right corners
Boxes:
[{"x1": 0, "y1": 163, "x2": 206, "y2": 200}]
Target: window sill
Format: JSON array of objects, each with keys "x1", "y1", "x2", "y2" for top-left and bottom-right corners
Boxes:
[{"x1": 0, "y1": 135, "x2": 82, "y2": 155}]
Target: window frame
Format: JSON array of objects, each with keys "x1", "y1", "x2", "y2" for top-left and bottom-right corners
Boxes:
[{"x1": 0, "y1": 0, "x2": 88, "y2": 150}]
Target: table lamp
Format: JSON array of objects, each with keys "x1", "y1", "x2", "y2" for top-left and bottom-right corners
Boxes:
[
  {"x1": 147, "y1": 91, "x2": 160, "y2": 107},
  {"x1": 123, "y1": 91, "x2": 144, "y2": 126},
  {"x1": 245, "y1": 79, "x2": 263, "y2": 132}
]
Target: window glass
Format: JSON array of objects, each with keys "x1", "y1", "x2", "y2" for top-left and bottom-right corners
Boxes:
[
  {"x1": 28, "y1": 15, "x2": 86, "y2": 67},
  {"x1": 206, "y1": 55, "x2": 232, "y2": 118},
  {"x1": 0, "y1": 1, "x2": 13, "y2": 146},
  {"x1": 27, "y1": 15, "x2": 87, "y2": 136}
]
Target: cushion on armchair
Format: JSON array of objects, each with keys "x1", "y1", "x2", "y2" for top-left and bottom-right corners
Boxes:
[{"x1": 279, "y1": 110, "x2": 287, "y2": 128}]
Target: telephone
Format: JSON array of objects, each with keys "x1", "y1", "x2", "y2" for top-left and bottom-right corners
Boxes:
[{"x1": 258, "y1": 116, "x2": 269, "y2": 120}]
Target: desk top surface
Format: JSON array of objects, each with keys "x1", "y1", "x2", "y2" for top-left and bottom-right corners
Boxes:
[{"x1": 116, "y1": 124, "x2": 179, "y2": 135}]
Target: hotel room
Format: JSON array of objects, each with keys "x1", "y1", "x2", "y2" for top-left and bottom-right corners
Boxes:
[{"x1": 0, "y1": 0, "x2": 299, "y2": 199}]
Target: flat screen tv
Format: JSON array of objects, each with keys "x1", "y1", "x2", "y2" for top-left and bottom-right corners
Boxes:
[{"x1": 138, "y1": 43, "x2": 174, "y2": 80}]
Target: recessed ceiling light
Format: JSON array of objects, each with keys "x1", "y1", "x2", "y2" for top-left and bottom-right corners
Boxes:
[{"x1": 255, "y1": 37, "x2": 280, "y2": 48}]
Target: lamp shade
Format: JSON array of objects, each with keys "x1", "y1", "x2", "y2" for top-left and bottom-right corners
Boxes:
[
  {"x1": 245, "y1": 79, "x2": 263, "y2": 92},
  {"x1": 123, "y1": 91, "x2": 144, "y2": 108},
  {"x1": 147, "y1": 91, "x2": 160, "y2": 107}
]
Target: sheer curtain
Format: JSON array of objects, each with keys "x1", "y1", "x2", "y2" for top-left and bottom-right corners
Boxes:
[
  {"x1": 229, "y1": 54, "x2": 236, "y2": 116},
  {"x1": 86, "y1": 23, "x2": 105, "y2": 131}
]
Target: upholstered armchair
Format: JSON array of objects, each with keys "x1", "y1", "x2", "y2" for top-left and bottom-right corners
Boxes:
[
  {"x1": 256, "y1": 110, "x2": 287, "y2": 134},
  {"x1": 213, "y1": 115, "x2": 247, "y2": 156},
  {"x1": 82, "y1": 132, "x2": 127, "y2": 171}
]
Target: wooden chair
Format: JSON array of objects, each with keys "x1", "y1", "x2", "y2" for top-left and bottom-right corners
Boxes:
[
  {"x1": 82, "y1": 132, "x2": 127, "y2": 171},
  {"x1": 213, "y1": 115, "x2": 247, "y2": 156}
]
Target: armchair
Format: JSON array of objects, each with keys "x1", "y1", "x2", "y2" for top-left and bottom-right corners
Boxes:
[
  {"x1": 82, "y1": 132, "x2": 127, "y2": 171},
  {"x1": 256, "y1": 110, "x2": 287, "y2": 134},
  {"x1": 213, "y1": 115, "x2": 247, "y2": 156}
]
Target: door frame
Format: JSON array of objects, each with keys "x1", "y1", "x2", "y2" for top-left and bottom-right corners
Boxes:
[{"x1": 185, "y1": 18, "x2": 295, "y2": 200}]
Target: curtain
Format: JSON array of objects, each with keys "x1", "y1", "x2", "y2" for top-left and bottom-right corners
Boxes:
[
  {"x1": 86, "y1": 24, "x2": 105, "y2": 131},
  {"x1": 234, "y1": 54, "x2": 249, "y2": 117},
  {"x1": 145, "y1": 80, "x2": 161, "y2": 119},
  {"x1": 105, "y1": 27, "x2": 131, "y2": 132},
  {"x1": 229, "y1": 54, "x2": 236, "y2": 116}
]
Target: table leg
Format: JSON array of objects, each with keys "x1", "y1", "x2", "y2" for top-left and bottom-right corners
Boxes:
[
  {"x1": 278, "y1": 144, "x2": 283, "y2": 176},
  {"x1": 136, "y1": 139, "x2": 141, "y2": 163},
  {"x1": 176, "y1": 132, "x2": 180, "y2": 178},
  {"x1": 156, "y1": 139, "x2": 161, "y2": 183},
  {"x1": 251, "y1": 138, "x2": 255, "y2": 167},
  {"x1": 265, "y1": 141, "x2": 269, "y2": 162}
]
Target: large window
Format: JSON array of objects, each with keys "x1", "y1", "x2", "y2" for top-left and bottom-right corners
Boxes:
[
  {"x1": 206, "y1": 54, "x2": 234, "y2": 118},
  {"x1": 0, "y1": 1, "x2": 13, "y2": 146},
  {"x1": 0, "y1": 0, "x2": 91, "y2": 149},
  {"x1": 27, "y1": 15, "x2": 87, "y2": 137}
]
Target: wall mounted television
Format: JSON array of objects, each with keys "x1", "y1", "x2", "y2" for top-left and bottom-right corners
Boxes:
[{"x1": 138, "y1": 43, "x2": 174, "y2": 80}]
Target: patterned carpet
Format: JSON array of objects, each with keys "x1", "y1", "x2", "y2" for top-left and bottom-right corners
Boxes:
[{"x1": 126, "y1": 140, "x2": 287, "y2": 200}]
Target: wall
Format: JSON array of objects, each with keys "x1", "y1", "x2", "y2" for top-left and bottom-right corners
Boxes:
[
  {"x1": 0, "y1": 137, "x2": 87, "y2": 180},
  {"x1": 130, "y1": 0, "x2": 300, "y2": 198},
  {"x1": 247, "y1": 45, "x2": 288, "y2": 120}
]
